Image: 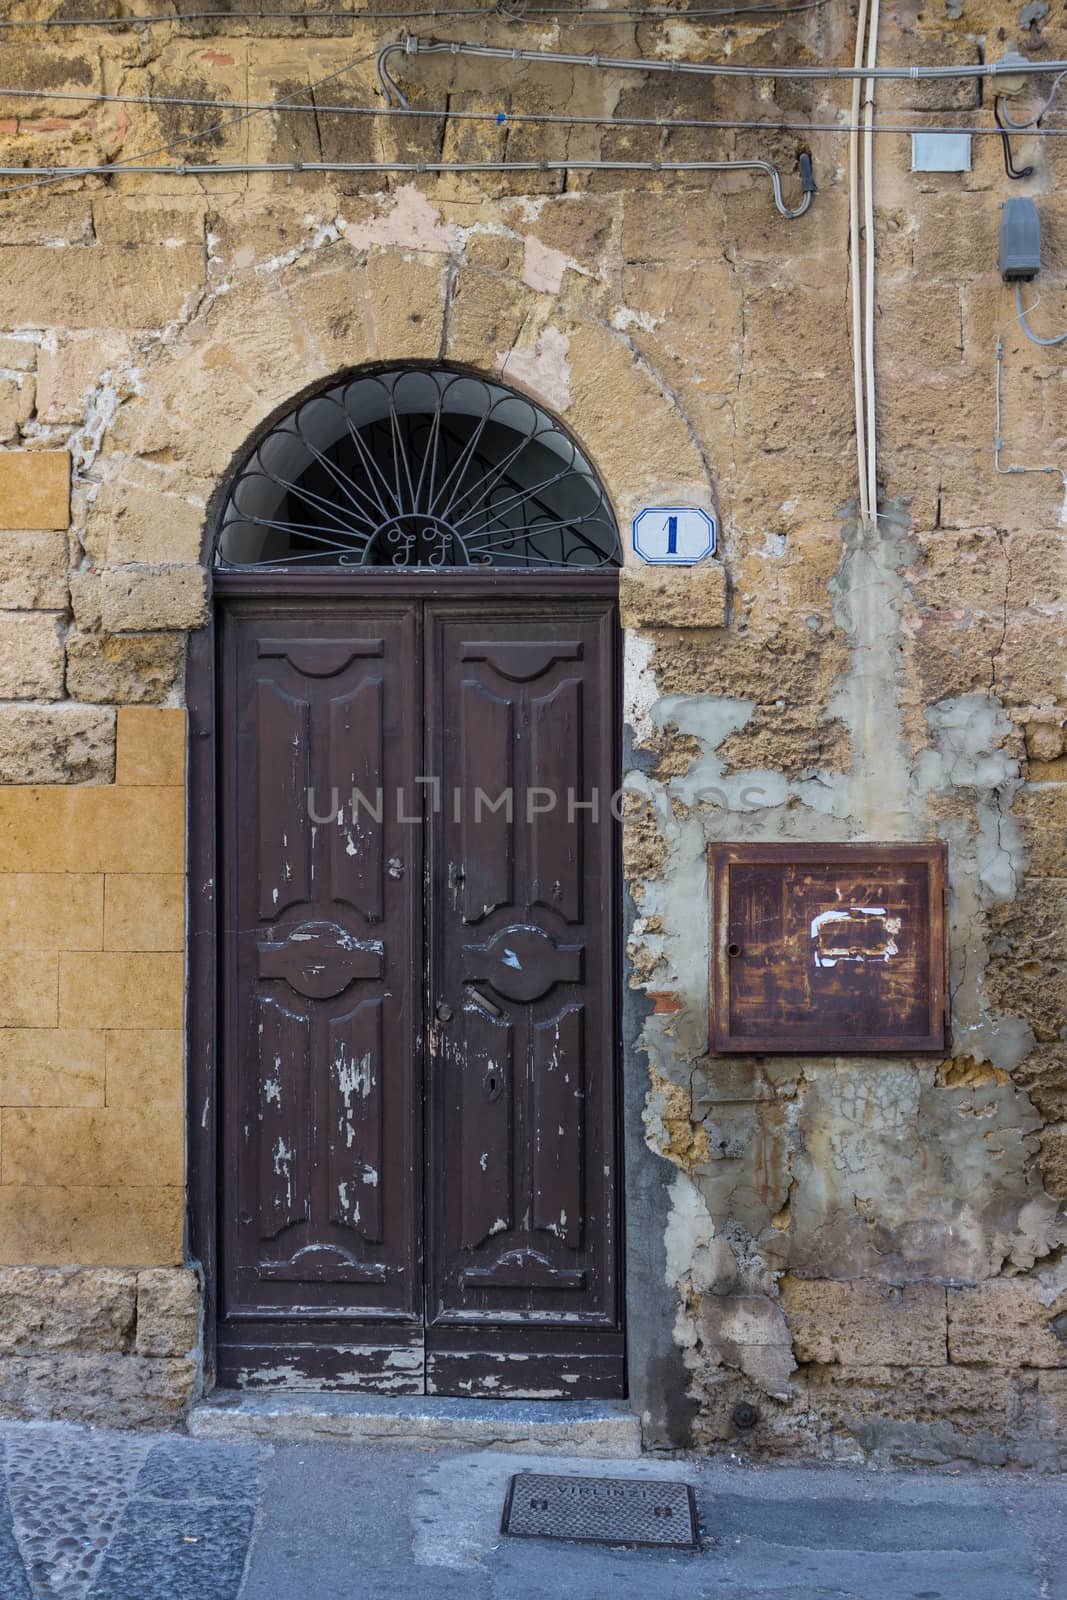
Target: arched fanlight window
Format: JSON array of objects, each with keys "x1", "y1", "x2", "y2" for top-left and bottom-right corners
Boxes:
[{"x1": 216, "y1": 366, "x2": 620, "y2": 570}]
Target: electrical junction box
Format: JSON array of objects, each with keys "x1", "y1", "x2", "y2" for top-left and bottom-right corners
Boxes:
[
  {"x1": 709, "y1": 842, "x2": 948, "y2": 1054},
  {"x1": 911, "y1": 131, "x2": 972, "y2": 172},
  {"x1": 999, "y1": 195, "x2": 1042, "y2": 281}
]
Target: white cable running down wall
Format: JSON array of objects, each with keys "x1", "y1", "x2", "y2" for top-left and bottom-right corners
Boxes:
[
  {"x1": 847, "y1": 1, "x2": 879, "y2": 523},
  {"x1": 862, "y1": 0, "x2": 880, "y2": 520},
  {"x1": 848, "y1": 0, "x2": 869, "y2": 521}
]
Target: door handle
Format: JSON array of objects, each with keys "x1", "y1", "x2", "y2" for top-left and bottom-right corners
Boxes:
[
  {"x1": 465, "y1": 985, "x2": 503, "y2": 1019},
  {"x1": 436, "y1": 1001, "x2": 453, "y2": 1023}
]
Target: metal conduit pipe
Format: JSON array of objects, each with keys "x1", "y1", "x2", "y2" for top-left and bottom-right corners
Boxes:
[
  {"x1": 376, "y1": 34, "x2": 1067, "y2": 105},
  {"x1": 0, "y1": 157, "x2": 815, "y2": 215},
  {"x1": 4, "y1": 84, "x2": 1067, "y2": 136}
]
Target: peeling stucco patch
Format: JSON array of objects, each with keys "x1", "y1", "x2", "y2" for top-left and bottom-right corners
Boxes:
[
  {"x1": 522, "y1": 236, "x2": 570, "y2": 295},
  {"x1": 496, "y1": 324, "x2": 572, "y2": 415},
  {"x1": 663, "y1": 1173, "x2": 715, "y2": 1287},
  {"x1": 343, "y1": 185, "x2": 456, "y2": 254},
  {"x1": 623, "y1": 630, "x2": 659, "y2": 747}
]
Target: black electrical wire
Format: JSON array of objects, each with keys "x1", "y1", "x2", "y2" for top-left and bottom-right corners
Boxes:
[
  {"x1": 4, "y1": 82, "x2": 1067, "y2": 140},
  {"x1": 0, "y1": 0, "x2": 829, "y2": 25},
  {"x1": 0, "y1": 46, "x2": 379, "y2": 197},
  {"x1": 994, "y1": 97, "x2": 1033, "y2": 180}
]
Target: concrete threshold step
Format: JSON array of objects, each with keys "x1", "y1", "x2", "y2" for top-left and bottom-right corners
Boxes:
[{"x1": 188, "y1": 1392, "x2": 642, "y2": 1457}]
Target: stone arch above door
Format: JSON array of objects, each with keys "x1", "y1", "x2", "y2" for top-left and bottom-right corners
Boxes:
[{"x1": 77, "y1": 246, "x2": 713, "y2": 599}]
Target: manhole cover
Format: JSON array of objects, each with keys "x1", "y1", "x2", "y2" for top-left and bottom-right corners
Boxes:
[{"x1": 501, "y1": 1472, "x2": 699, "y2": 1549}]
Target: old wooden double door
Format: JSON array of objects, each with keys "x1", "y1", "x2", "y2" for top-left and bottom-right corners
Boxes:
[{"x1": 216, "y1": 587, "x2": 623, "y2": 1396}]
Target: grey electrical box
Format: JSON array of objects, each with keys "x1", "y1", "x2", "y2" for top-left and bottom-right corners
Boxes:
[
  {"x1": 911, "y1": 131, "x2": 972, "y2": 172},
  {"x1": 999, "y1": 196, "x2": 1042, "y2": 281}
]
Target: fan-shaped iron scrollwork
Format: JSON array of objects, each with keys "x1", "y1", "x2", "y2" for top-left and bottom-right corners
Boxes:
[{"x1": 216, "y1": 367, "x2": 620, "y2": 570}]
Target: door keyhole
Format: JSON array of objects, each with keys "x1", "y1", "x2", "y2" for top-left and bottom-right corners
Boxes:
[{"x1": 485, "y1": 1071, "x2": 502, "y2": 1102}]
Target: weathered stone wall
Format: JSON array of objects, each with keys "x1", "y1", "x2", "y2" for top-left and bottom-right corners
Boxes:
[
  {"x1": 0, "y1": 1, "x2": 1063, "y2": 1450},
  {"x1": 0, "y1": 1266, "x2": 200, "y2": 1426}
]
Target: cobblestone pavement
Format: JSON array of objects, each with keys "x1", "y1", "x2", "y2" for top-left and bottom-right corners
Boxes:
[
  {"x1": 0, "y1": 1426, "x2": 261, "y2": 1600},
  {"x1": 2, "y1": 1421, "x2": 1065, "y2": 1599}
]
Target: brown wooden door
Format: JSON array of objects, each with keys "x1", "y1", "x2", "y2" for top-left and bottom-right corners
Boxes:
[{"x1": 216, "y1": 591, "x2": 622, "y2": 1397}]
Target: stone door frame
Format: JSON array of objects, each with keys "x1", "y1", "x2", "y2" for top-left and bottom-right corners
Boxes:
[{"x1": 187, "y1": 566, "x2": 692, "y2": 1439}]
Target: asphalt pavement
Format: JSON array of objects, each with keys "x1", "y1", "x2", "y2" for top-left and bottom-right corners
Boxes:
[{"x1": 1, "y1": 1419, "x2": 1064, "y2": 1599}]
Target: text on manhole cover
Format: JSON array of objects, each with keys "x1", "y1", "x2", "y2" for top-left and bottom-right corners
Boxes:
[{"x1": 501, "y1": 1473, "x2": 699, "y2": 1549}]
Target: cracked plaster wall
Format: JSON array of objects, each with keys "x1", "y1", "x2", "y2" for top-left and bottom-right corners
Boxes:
[{"x1": 0, "y1": 0, "x2": 1064, "y2": 1454}]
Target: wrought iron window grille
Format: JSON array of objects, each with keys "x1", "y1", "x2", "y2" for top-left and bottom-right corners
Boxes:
[{"x1": 216, "y1": 367, "x2": 621, "y2": 570}]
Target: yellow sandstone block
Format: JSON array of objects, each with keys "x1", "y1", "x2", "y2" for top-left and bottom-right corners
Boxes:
[
  {"x1": 0, "y1": 873, "x2": 102, "y2": 952},
  {"x1": 0, "y1": 1029, "x2": 106, "y2": 1107},
  {"x1": 2, "y1": 1106, "x2": 184, "y2": 1188},
  {"x1": 74, "y1": 789, "x2": 186, "y2": 874},
  {"x1": 115, "y1": 707, "x2": 187, "y2": 787},
  {"x1": 0, "y1": 952, "x2": 58, "y2": 1027},
  {"x1": 105, "y1": 1030, "x2": 183, "y2": 1107},
  {"x1": 104, "y1": 875, "x2": 184, "y2": 952},
  {"x1": 0, "y1": 451, "x2": 71, "y2": 531},
  {"x1": 0, "y1": 790, "x2": 71, "y2": 872},
  {"x1": 58, "y1": 952, "x2": 183, "y2": 1031},
  {"x1": 0, "y1": 787, "x2": 184, "y2": 874},
  {"x1": 0, "y1": 1184, "x2": 184, "y2": 1266}
]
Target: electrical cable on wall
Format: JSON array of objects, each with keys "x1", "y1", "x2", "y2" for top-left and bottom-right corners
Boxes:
[
  {"x1": 845, "y1": 0, "x2": 879, "y2": 522},
  {"x1": 1015, "y1": 284, "x2": 1067, "y2": 348},
  {"x1": 0, "y1": 0, "x2": 832, "y2": 24},
  {"x1": 848, "y1": 0, "x2": 869, "y2": 520},
  {"x1": 994, "y1": 98, "x2": 1034, "y2": 181},
  {"x1": 6, "y1": 82, "x2": 1067, "y2": 139},
  {"x1": 996, "y1": 68, "x2": 1067, "y2": 131},
  {"x1": 0, "y1": 157, "x2": 814, "y2": 215},
  {"x1": 994, "y1": 197, "x2": 1067, "y2": 514},
  {"x1": 0, "y1": 45, "x2": 381, "y2": 197},
  {"x1": 994, "y1": 336, "x2": 1067, "y2": 513},
  {"x1": 376, "y1": 35, "x2": 1067, "y2": 105},
  {"x1": 2, "y1": 29, "x2": 1063, "y2": 229},
  {"x1": 861, "y1": 0, "x2": 879, "y2": 519}
]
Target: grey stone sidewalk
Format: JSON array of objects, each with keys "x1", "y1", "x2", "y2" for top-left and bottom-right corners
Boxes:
[{"x1": 2, "y1": 1420, "x2": 1065, "y2": 1600}]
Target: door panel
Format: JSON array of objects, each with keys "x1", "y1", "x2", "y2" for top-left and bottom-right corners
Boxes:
[
  {"x1": 424, "y1": 606, "x2": 622, "y2": 1396},
  {"x1": 218, "y1": 608, "x2": 423, "y2": 1388}
]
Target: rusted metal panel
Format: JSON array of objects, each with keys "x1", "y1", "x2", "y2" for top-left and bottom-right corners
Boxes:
[{"x1": 709, "y1": 842, "x2": 948, "y2": 1054}]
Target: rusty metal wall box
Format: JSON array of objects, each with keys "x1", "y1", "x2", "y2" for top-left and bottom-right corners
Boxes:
[{"x1": 709, "y1": 842, "x2": 948, "y2": 1054}]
